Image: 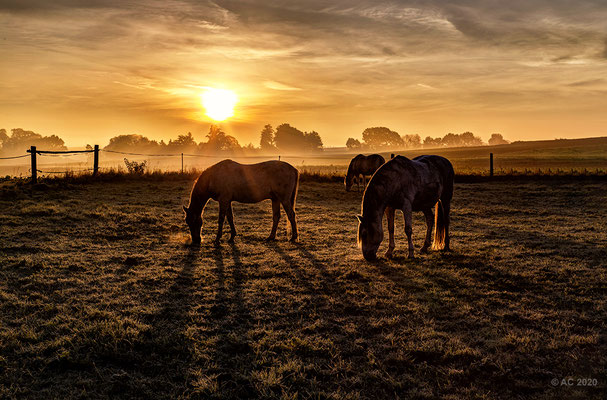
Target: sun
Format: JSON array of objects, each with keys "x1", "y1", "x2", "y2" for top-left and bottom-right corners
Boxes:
[{"x1": 201, "y1": 88, "x2": 238, "y2": 121}]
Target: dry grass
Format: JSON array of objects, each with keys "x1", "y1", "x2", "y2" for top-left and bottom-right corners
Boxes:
[{"x1": 1, "y1": 177, "x2": 606, "y2": 399}]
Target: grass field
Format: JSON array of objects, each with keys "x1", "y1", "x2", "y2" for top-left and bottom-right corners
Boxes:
[{"x1": 1, "y1": 177, "x2": 606, "y2": 399}]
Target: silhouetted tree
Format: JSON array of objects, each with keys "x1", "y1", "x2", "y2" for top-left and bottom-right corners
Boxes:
[
  {"x1": 169, "y1": 132, "x2": 197, "y2": 148},
  {"x1": 460, "y1": 131, "x2": 484, "y2": 146},
  {"x1": 0, "y1": 129, "x2": 8, "y2": 146},
  {"x1": 488, "y1": 133, "x2": 509, "y2": 145},
  {"x1": 304, "y1": 131, "x2": 323, "y2": 151},
  {"x1": 260, "y1": 124, "x2": 276, "y2": 151},
  {"x1": 0, "y1": 128, "x2": 67, "y2": 155},
  {"x1": 274, "y1": 123, "x2": 323, "y2": 153},
  {"x1": 362, "y1": 127, "x2": 403, "y2": 149},
  {"x1": 423, "y1": 136, "x2": 443, "y2": 148},
  {"x1": 201, "y1": 125, "x2": 241, "y2": 152},
  {"x1": 346, "y1": 138, "x2": 362, "y2": 149},
  {"x1": 402, "y1": 134, "x2": 422, "y2": 149},
  {"x1": 105, "y1": 134, "x2": 160, "y2": 152}
]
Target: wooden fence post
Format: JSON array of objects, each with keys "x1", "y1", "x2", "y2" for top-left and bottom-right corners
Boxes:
[
  {"x1": 278, "y1": 155, "x2": 281, "y2": 161},
  {"x1": 29, "y1": 146, "x2": 37, "y2": 184},
  {"x1": 181, "y1": 153, "x2": 184, "y2": 173},
  {"x1": 93, "y1": 145, "x2": 99, "y2": 176},
  {"x1": 490, "y1": 153, "x2": 494, "y2": 177}
]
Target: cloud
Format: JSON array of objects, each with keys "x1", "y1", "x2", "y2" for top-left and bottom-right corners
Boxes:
[{"x1": 263, "y1": 81, "x2": 302, "y2": 91}]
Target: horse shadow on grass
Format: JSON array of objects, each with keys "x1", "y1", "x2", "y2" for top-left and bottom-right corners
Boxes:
[
  {"x1": 132, "y1": 243, "x2": 255, "y2": 397},
  {"x1": 201, "y1": 243, "x2": 256, "y2": 397}
]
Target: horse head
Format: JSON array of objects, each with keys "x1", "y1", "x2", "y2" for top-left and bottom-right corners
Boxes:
[
  {"x1": 345, "y1": 175, "x2": 354, "y2": 192},
  {"x1": 357, "y1": 214, "x2": 383, "y2": 261},
  {"x1": 183, "y1": 205, "x2": 202, "y2": 245}
]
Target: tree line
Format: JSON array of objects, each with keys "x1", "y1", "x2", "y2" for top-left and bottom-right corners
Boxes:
[
  {"x1": 346, "y1": 127, "x2": 509, "y2": 150},
  {"x1": 0, "y1": 124, "x2": 510, "y2": 157},
  {"x1": 0, "y1": 128, "x2": 67, "y2": 156}
]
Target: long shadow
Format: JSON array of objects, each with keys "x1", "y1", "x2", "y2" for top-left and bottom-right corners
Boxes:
[
  {"x1": 202, "y1": 243, "x2": 256, "y2": 397},
  {"x1": 262, "y1": 241, "x2": 397, "y2": 395},
  {"x1": 365, "y1": 250, "x2": 602, "y2": 397},
  {"x1": 475, "y1": 220, "x2": 606, "y2": 261},
  {"x1": 102, "y1": 246, "x2": 202, "y2": 397}
]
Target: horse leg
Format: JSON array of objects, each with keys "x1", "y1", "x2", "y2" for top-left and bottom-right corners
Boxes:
[
  {"x1": 420, "y1": 208, "x2": 434, "y2": 253},
  {"x1": 356, "y1": 176, "x2": 360, "y2": 192},
  {"x1": 442, "y1": 199, "x2": 451, "y2": 251},
  {"x1": 226, "y1": 203, "x2": 237, "y2": 243},
  {"x1": 267, "y1": 199, "x2": 281, "y2": 241},
  {"x1": 215, "y1": 201, "x2": 227, "y2": 245},
  {"x1": 384, "y1": 207, "x2": 395, "y2": 259},
  {"x1": 282, "y1": 201, "x2": 298, "y2": 242},
  {"x1": 403, "y1": 202, "x2": 414, "y2": 258}
]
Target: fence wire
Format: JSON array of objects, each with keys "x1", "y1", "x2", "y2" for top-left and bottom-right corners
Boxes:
[{"x1": 0, "y1": 154, "x2": 30, "y2": 159}]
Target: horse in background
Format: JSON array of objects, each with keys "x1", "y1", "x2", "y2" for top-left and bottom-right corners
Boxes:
[
  {"x1": 183, "y1": 160, "x2": 299, "y2": 245},
  {"x1": 357, "y1": 155, "x2": 454, "y2": 261},
  {"x1": 345, "y1": 154, "x2": 385, "y2": 192}
]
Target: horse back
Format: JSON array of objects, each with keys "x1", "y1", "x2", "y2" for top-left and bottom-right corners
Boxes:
[{"x1": 208, "y1": 160, "x2": 298, "y2": 203}]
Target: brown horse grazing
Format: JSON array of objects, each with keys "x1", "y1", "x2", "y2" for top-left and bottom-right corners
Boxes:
[
  {"x1": 345, "y1": 154, "x2": 385, "y2": 192},
  {"x1": 357, "y1": 155, "x2": 454, "y2": 261},
  {"x1": 183, "y1": 160, "x2": 299, "y2": 245}
]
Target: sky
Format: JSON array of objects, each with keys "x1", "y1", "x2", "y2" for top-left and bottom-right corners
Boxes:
[{"x1": 1, "y1": 0, "x2": 606, "y2": 147}]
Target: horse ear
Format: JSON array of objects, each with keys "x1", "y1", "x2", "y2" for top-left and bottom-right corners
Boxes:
[
  {"x1": 356, "y1": 215, "x2": 364, "y2": 223},
  {"x1": 183, "y1": 205, "x2": 188, "y2": 214}
]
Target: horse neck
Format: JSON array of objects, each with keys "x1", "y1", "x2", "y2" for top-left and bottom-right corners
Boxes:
[
  {"x1": 362, "y1": 181, "x2": 388, "y2": 222},
  {"x1": 189, "y1": 174, "x2": 210, "y2": 214}
]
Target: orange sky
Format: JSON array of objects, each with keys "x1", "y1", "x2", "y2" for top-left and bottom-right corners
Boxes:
[{"x1": 1, "y1": 0, "x2": 606, "y2": 147}]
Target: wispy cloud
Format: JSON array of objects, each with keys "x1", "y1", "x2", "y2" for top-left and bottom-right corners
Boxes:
[{"x1": 263, "y1": 81, "x2": 302, "y2": 91}]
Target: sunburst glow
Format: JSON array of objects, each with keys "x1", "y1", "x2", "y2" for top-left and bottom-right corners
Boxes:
[{"x1": 201, "y1": 88, "x2": 238, "y2": 121}]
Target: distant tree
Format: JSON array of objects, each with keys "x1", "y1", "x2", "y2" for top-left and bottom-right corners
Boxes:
[
  {"x1": 346, "y1": 138, "x2": 362, "y2": 149},
  {"x1": 488, "y1": 133, "x2": 509, "y2": 145},
  {"x1": 423, "y1": 136, "x2": 443, "y2": 148},
  {"x1": 105, "y1": 134, "x2": 160, "y2": 153},
  {"x1": 260, "y1": 124, "x2": 276, "y2": 151},
  {"x1": 0, "y1": 128, "x2": 67, "y2": 155},
  {"x1": 304, "y1": 131, "x2": 323, "y2": 151},
  {"x1": 169, "y1": 132, "x2": 197, "y2": 148},
  {"x1": 460, "y1": 131, "x2": 484, "y2": 146},
  {"x1": 441, "y1": 133, "x2": 460, "y2": 147},
  {"x1": 402, "y1": 134, "x2": 421, "y2": 149},
  {"x1": 274, "y1": 123, "x2": 323, "y2": 153},
  {"x1": 243, "y1": 142, "x2": 257, "y2": 152},
  {"x1": 439, "y1": 131, "x2": 484, "y2": 147},
  {"x1": 362, "y1": 127, "x2": 403, "y2": 149},
  {"x1": 0, "y1": 129, "x2": 8, "y2": 146},
  {"x1": 201, "y1": 125, "x2": 241, "y2": 152}
]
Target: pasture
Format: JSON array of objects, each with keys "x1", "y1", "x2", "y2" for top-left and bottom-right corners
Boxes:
[{"x1": 1, "y1": 176, "x2": 605, "y2": 399}]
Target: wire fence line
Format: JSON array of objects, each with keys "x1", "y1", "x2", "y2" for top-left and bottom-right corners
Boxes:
[
  {"x1": 0, "y1": 154, "x2": 30, "y2": 160},
  {"x1": 2, "y1": 145, "x2": 358, "y2": 182}
]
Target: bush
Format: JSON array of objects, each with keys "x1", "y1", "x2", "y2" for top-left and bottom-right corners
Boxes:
[{"x1": 124, "y1": 158, "x2": 147, "y2": 174}]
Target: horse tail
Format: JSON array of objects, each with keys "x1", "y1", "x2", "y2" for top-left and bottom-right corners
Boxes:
[
  {"x1": 432, "y1": 200, "x2": 446, "y2": 250},
  {"x1": 291, "y1": 169, "x2": 299, "y2": 208}
]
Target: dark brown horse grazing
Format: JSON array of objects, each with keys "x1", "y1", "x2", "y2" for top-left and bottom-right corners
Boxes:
[
  {"x1": 183, "y1": 160, "x2": 299, "y2": 245},
  {"x1": 345, "y1": 154, "x2": 385, "y2": 192},
  {"x1": 357, "y1": 155, "x2": 454, "y2": 261}
]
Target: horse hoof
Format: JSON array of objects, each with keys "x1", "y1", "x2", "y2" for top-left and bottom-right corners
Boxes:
[
  {"x1": 228, "y1": 237, "x2": 235, "y2": 244},
  {"x1": 407, "y1": 252, "x2": 415, "y2": 259},
  {"x1": 384, "y1": 250, "x2": 394, "y2": 259},
  {"x1": 289, "y1": 237, "x2": 298, "y2": 243},
  {"x1": 420, "y1": 247, "x2": 429, "y2": 254},
  {"x1": 265, "y1": 236, "x2": 276, "y2": 242},
  {"x1": 213, "y1": 239, "x2": 221, "y2": 246}
]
